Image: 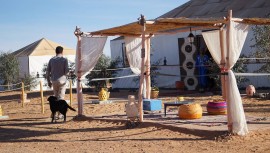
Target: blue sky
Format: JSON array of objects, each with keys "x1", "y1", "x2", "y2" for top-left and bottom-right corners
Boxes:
[{"x1": 0, "y1": 0, "x2": 189, "y2": 56}]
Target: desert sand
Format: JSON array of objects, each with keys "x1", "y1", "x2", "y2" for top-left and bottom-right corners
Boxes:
[{"x1": 0, "y1": 89, "x2": 270, "y2": 153}]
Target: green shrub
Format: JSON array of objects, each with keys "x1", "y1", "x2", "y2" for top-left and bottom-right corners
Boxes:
[{"x1": 85, "y1": 54, "x2": 121, "y2": 90}]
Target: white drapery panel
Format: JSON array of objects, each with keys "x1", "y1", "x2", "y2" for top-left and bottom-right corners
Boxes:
[
  {"x1": 202, "y1": 30, "x2": 227, "y2": 100},
  {"x1": 124, "y1": 37, "x2": 143, "y2": 75},
  {"x1": 226, "y1": 21, "x2": 249, "y2": 135},
  {"x1": 124, "y1": 37, "x2": 150, "y2": 98},
  {"x1": 75, "y1": 35, "x2": 107, "y2": 115},
  {"x1": 202, "y1": 30, "x2": 224, "y2": 66},
  {"x1": 202, "y1": 22, "x2": 249, "y2": 135},
  {"x1": 227, "y1": 22, "x2": 249, "y2": 69},
  {"x1": 75, "y1": 36, "x2": 107, "y2": 77}
]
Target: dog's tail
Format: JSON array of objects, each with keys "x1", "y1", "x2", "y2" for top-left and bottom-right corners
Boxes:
[{"x1": 67, "y1": 105, "x2": 76, "y2": 111}]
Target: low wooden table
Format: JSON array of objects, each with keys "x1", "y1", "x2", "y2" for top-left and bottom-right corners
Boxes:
[{"x1": 164, "y1": 101, "x2": 193, "y2": 116}]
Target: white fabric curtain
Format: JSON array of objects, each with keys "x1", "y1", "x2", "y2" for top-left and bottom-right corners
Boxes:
[
  {"x1": 202, "y1": 22, "x2": 249, "y2": 135},
  {"x1": 202, "y1": 30, "x2": 224, "y2": 66},
  {"x1": 226, "y1": 21, "x2": 249, "y2": 135},
  {"x1": 75, "y1": 36, "x2": 107, "y2": 78},
  {"x1": 75, "y1": 35, "x2": 107, "y2": 115},
  {"x1": 124, "y1": 37, "x2": 143, "y2": 75},
  {"x1": 124, "y1": 37, "x2": 151, "y2": 98}
]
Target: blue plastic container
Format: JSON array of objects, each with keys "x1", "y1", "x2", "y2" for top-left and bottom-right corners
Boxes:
[{"x1": 143, "y1": 99, "x2": 162, "y2": 111}]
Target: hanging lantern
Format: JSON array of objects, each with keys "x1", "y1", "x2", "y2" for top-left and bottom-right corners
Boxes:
[{"x1": 187, "y1": 27, "x2": 195, "y2": 44}]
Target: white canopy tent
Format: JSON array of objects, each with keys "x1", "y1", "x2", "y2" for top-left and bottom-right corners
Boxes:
[
  {"x1": 13, "y1": 38, "x2": 76, "y2": 91},
  {"x1": 74, "y1": 10, "x2": 270, "y2": 136}
]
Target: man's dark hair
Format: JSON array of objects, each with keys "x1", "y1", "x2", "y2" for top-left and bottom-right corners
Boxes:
[{"x1": 56, "y1": 46, "x2": 63, "y2": 54}]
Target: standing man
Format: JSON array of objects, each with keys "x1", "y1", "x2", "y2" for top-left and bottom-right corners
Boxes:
[
  {"x1": 196, "y1": 48, "x2": 209, "y2": 92},
  {"x1": 46, "y1": 46, "x2": 69, "y2": 100}
]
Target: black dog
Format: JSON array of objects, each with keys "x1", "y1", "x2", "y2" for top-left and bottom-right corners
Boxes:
[{"x1": 47, "y1": 96, "x2": 76, "y2": 123}]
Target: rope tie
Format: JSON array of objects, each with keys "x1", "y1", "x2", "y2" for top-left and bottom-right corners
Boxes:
[{"x1": 220, "y1": 67, "x2": 228, "y2": 75}]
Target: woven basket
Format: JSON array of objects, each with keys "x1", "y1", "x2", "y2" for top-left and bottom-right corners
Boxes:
[
  {"x1": 150, "y1": 91, "x2": 159, "y2": 99},
  {"x1": 207, "y1": 101, "x2": 227, "y2": 115},
  {"x1": 178, "y1": 103, "x2": 202, "y2": 119}
]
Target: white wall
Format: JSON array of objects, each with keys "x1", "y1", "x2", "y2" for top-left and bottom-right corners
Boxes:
[
  {"x1": 18, "y1": 56, "x2": 29, "y2": 78},
  {"x1": 110, "y1": 29, "x2": 270, "y2": 89},
  {"x1": 151, "y1": 32, "x2": 189, "y2": 88},
  {"x1": 110, "y1": 32, "x2": 193, "y2": 89},
  {"x1": 28, "y1": 55, "x2": 77, "y2": 91},
  {"x1": 29, "y1": 55, "x2": 75, "y2": 77},
  {"x1": 110, "y1": 38, "x2": 139, "y2": 88}
]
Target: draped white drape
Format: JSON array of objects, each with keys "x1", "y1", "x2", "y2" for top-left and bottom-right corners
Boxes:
[
  {"x1": 124, "y1": 37, "x2": 143, "y2": 75},
  {"x1": 202, "y1": 22, "x2": 249, "y2": 135},
  {"x1": 124, "y1": 37, "x2": 151, "y2": 98},
  {"x1": 75, "y1": 35, "x2": 107, "y2": 115},
  {"x1": 202, "y1": 30, "x2": 224, "y2": 66},
  {"x1": 75, "y1": 36, "x2": 107, "y2": 78}
]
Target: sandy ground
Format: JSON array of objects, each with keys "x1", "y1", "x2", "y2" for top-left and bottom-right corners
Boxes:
[{"x1": 0, "y1": 89, "x2": 270, "y2": 153}]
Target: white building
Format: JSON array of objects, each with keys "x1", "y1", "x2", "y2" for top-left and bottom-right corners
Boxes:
[
  {"x1": 13, "y1": 38, "x2": 76, "y2": 91},
  {"x1": 110, "y1": 0, "x2": 270, "y2": 89}
]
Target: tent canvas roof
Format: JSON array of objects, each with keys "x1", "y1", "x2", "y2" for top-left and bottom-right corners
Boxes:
[
  {"x1": 13, "y1": 38, "x2": 75, "y2": 57},
  {"x1": 87, "y1": 0, "x2": 270, "y2": 36},
  {"x1": 158, "y1": 0, "x2": 270, "y2": 19},
  {"x1": 88, "y1": 17, "x2": 270, "y2": 36}
]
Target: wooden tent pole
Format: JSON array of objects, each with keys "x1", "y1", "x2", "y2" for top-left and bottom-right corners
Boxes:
[
  {"x1": 138, "y1": 15, "x2": 146, "y2": 122},
  {"x1": 69, "y1": 79, "x2": 72, "y2": 106},
  {"x1": 21, "y1": 82, "x2": 24, "y2": 108},
  {"x1": 40, "y1": 81, "x2": 44, "y2": 114},
  {"x1": 74, "y1": 26, "x2": 83, "y2": 116},
  {"x1": 219, "y1": 28, "x2": 226, "y2": 100},
  {"x1": 145, "y1": 36, "x2": 151, "y2": 99},
  {"x1": 226, "y1": 10, "x2": 233, "y2": 132}
]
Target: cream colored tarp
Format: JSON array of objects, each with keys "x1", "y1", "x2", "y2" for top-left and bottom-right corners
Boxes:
[
  {"x1": 202, "y1": 22, "x2": 249, "y2": 135},
  {"x1": 75, "y1": 36, "x2": 107, "y2": 78},
  {"x1": 124, "y1": 37, "x2": 151, "y2": 97},
  {"x1": 124, "y1": 37, "x2": 143, "y2": 75},
  {"x1": 30, "y1": 39, "x2": 75, "y2": 56},
  {"x1": 75, "y1": 35, "x2": 107, "y2": 115}
]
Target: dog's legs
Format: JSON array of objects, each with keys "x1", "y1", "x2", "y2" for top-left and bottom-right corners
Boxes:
[
  {"x1": 63, "y1": 114, "x2": 66, "y2": 122},
  {"x1": 51, "y1": 112, "x2": 56, "y2": 123}
]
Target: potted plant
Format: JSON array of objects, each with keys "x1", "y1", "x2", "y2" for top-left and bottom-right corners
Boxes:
[
  {"x1": 150, "y1": 86, "x2": 159, "y2": 99},
  {"x1": 86, "y1": 55, "x2": 121, "y2": 100}
]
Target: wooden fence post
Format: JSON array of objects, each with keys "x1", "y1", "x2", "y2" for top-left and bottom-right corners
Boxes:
[
  {"x1": 69, "y1": 80, "x2": 72, "y2": 106},
  {"x1": 21, "y1": 82, "x2": 25, "y2": 108},
  {"x1": 40, "y1": 81, "x2": 44, "y2": 114}
]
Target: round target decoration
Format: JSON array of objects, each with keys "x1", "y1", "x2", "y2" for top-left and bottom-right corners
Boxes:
[{"x1": 181, "y1": 38, "x2": 198, "y2": 90}]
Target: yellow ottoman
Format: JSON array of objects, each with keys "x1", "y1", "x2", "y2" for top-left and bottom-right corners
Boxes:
[{"x1": 178, "y1": 103, "x2": 202, "y2": 119}]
